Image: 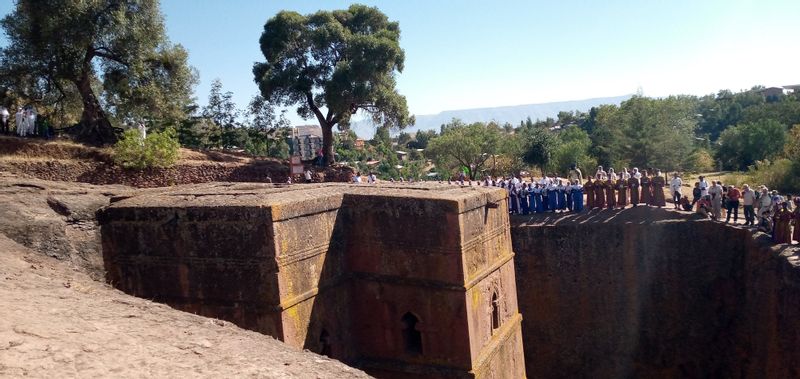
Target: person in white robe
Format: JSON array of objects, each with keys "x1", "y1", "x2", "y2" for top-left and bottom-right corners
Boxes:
[
  {"x1": 0, "y1": 107, "x2": 9, "y2": 134},
  {"x1": 27, "y1": 108, "x2": 37, "y2": 136},
  {"x1": 15, "y1": 108, "x2": 24, "y2": 136}
]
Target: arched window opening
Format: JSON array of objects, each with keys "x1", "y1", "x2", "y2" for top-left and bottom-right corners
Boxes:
[
  {"x1": 491, "y1": 292, "x2": 500, "y2": 332},
  {"x1": 401, "y1": 312, "x2": 423, "y2": 355},
  {"x1": 319, "y1": 329, "x2": 332, "y2": 357}
]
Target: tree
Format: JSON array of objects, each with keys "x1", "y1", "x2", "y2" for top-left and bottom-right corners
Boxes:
[
  {"x1": 604, "y1": 95, "x2": 696, "y2": 170},
  {"x1": 397, "y1": 131, "x2": 413, "y2": 147},
  {"x1": 203, "y1": 79, "x2": 242, "y2": 149},
  {"x1": 425, "y1": 120, "x2": 501, "y2": 180},
  {"x1": 717, "y1": 119, "x2": 787, "y2": 170},
  {"x1": 519, "y1": 126, "x2": 557, "y2": 174},
  {"x1": 0, "y1": 0, "x2": 197, "y2": 144},
  {"x1": 550, "y1": 125, "x2": 596, "y2": 175},
  {"x1": 783, "y1": 124, "x2": 800, "y2": 161},
  {"x1": 253, "y1": 4, "x2": 413, "y2": 166},
  {"x1": 498, "y1": 133, "x2": 526, "y2": 176},
  {"x1": 245, "y1": 94, "x2": 289, "y2": 157},
  {"x1": 409, "y1": 130, "x2": 437, "y2": 149}
]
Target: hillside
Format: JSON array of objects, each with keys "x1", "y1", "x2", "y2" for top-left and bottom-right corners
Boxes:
[
  {"x1": 0, "y1": 136, "x2": 352, "y2": 187},
  {"x1": 350, "y1": 94, "x2": 633, "y2": 137}
]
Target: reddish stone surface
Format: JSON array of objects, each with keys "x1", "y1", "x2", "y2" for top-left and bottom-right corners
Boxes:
[
  {"x1": 100, "y1": 183, "x2": 526, "y2": 379},
  {"x1": 511, "y1": 207, "x2": 800, "y2": 378}
]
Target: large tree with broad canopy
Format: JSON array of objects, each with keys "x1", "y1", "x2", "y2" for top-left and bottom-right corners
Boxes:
[
  {"x1": 0, "y1": 0, "x2": 197, "y2": 145},
  {"x1": 253, "y1": 4, "x2": 414, "y2": 165}
]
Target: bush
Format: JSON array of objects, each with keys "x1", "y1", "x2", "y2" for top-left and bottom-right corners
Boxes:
[
  {"x1": 683, "y1": 149, "x2": 716, "y2": 173},
  {"x1": 114, "y1": 127, "x2": 180, "y2": 169},
  {"x1": 747, "y1": 159, "x2": 800, "y2": 193}
]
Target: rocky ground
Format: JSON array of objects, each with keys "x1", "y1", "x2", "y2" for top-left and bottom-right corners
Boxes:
[
  {"x1": 0, "y1": 171, "x2": 370, "y2": 378},
  {"x1": 0, "y1": 234, "x2": 370, "y2": 378}
]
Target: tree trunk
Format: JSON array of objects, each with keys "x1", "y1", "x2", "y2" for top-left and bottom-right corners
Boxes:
[
  {"x1": 72, "y1": 71, "x2": 117, "y2": 145},
  {"x1": 321, "y1": 121, "x2": 335, "y2": 166}
]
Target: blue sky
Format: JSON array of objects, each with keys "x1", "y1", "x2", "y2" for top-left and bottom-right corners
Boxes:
[{"x1": 1, "y1": 0, "x2": 799, "y2": 125}]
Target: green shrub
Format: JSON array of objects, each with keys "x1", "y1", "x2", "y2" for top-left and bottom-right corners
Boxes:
[
  {"x1": 114, "y1": 127, "x2": 180, "y2": 169},
  {"x1": 684, "y1": 149, "x2": 716, "y2": 173},
  {"x1": 747, "y1": 158, "x2": 800, "y2": 193}
]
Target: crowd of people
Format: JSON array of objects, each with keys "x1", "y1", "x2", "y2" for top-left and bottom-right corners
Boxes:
[
  {"x1": 0, "y1": 106, "x2": 52, "y2": 138},
  {"x1": 439, "y1": 165, "x2": 799, "y2": 245}
]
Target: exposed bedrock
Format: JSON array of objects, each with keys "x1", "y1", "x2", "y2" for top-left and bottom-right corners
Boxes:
[
  {"x1": 511, "y1": 207, "x2": 800, "y2": 378},
  {"x1": 99, "y1": 183, "x2": 526, "y2": 379}
]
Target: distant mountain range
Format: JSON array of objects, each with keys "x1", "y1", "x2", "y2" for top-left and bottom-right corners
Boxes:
[{"x1": 349, "y1": 94, "x2": 634, "y2": 138}]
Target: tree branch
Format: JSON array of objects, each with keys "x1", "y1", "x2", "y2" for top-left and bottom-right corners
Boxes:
[
  {"x1": 306, "y1": 91, "x2": 327, "y2": 127},
  {"x1": 92, "y1": 48, "x2": 129, "y2": 67}
]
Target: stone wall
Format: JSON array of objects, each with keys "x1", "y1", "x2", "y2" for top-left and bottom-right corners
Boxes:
[
  {"x1": 99, "y1": 182, "x2": 526, "y2": 379},
  {"x1": 511, "y1": 207, "x2": 800, "y2": 378}
]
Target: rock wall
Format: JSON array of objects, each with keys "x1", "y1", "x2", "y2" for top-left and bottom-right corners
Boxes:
[
  {"x1": 99, "y1": 182, "x2": 526, "y2": 379},
  {"x1": 511, "y1": 207, "x2": 800, "y2": 378}
]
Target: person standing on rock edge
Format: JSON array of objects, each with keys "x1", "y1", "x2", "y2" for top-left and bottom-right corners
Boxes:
[
  {"x1": 725, "y1": 185, "x2": 741, "y2": 224},
  {"x1": 305, "y1": 169, "x2": 313, "y2": 183},
  {"x1": 741, "y1": 184, "x2": 756, "y2": 226},
  {"x1": 533, "y1": 183, "x2": 545, "y2": 213},
  {"x1": 640, "y1": 171, "x2": 652, "y2": 206},
  {"x1": 691, "y1": 182, "x2": 702, "y2": 208},
  {"x1": 572, "y1": 180, "x2": 585, "y2": 212},
  {"x1": 595, "y1": 166, "x2": 607, "y2": 181},
  {"x1": 709, "y1": 181, "x2": 723, "y2": 220},
  {"x1": 773, "y1": 203, "x2": 793, "y2": 244},
  {"x1": 670, "y1": 173, "x2": 683, "y2": 209},
  {"x1": 520, "y1": 183, "x2": 530, "y2": 215},
  {"x1": 605, "y1": 175, "x2": 616, "y2": 209},
  {"x1": 650, "y1": 171, "x2": 667, "y2": 207},
  {"x1": 699, "y1": 175, "x2": 709, "y2": 198},
  {"x1": 629, "y1": 173, "x2": 640, "y2": 206},
  {"x1": 558, "y1": 179, "x2": 569, "y2": 213},
  {"x1": 616, "y1": 175, "x2": 628, "y2": 208},
  {"x1": 584, "y1": 177, "x2": 595, "y2": 210},
  {"x1": 546, "y1": 180, "x2": 558, "y2": 212},
  {"x1": 594, "y1": 176, "x2": 606, "y2": 209}
]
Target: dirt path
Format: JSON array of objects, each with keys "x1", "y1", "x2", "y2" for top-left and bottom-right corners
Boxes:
[{"x1": 0, "y1": 234, "x2": 371, "y2": 378}]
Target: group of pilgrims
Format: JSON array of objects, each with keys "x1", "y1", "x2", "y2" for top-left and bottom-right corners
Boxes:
[
  {"x1": 0, "y1": 106, "x2": 40, "y2": 137},
  {"x1": 478, "y1": 165, "x2": 669, "y2": 215}
]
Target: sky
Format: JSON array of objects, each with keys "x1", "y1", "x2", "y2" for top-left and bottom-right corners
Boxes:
[{"x1": 1, "y1": 0, "x2": 799, "y2": 125}]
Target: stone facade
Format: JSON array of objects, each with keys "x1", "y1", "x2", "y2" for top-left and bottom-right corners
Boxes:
[{"x1": 99, "y1": 183, "x2": 526, "y2": 379}]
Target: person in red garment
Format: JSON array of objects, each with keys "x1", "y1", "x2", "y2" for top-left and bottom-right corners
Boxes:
[
  {"x1": 594, "y1": 176, "x2": 605, "y2": 209},
  {"x1": 774, "y1": 203, "x2": 793, "y2": 244},
  {"x1": 629, "y1": 173, "x2": 641, "y2": 206},
  {"x1": 605, "y1": 176, "x2": 616, "y2": 209},
  {"x1": 650, "y1": 170, "x2": 667, "y2": 207},
  {"x1": 616, "y1": 176, "x2": 628, "y2": 208},
  {"x1": 640, "y1": 171, "x2": 652, "y2": 206},
  {"x1": 585, "y1": 177, "x2": 595, "y2": 210}
]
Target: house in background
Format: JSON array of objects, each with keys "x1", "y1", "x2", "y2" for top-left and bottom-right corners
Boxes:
[
  {"x1": 783, "y1": 84, "x2": 800, "y2": 94},
  {"x1": 758, "y1": 87, "x2": 786, "y2": 98},
  {"x1": 291, "y1": 125, "x2": 323, "y2": 160}
]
